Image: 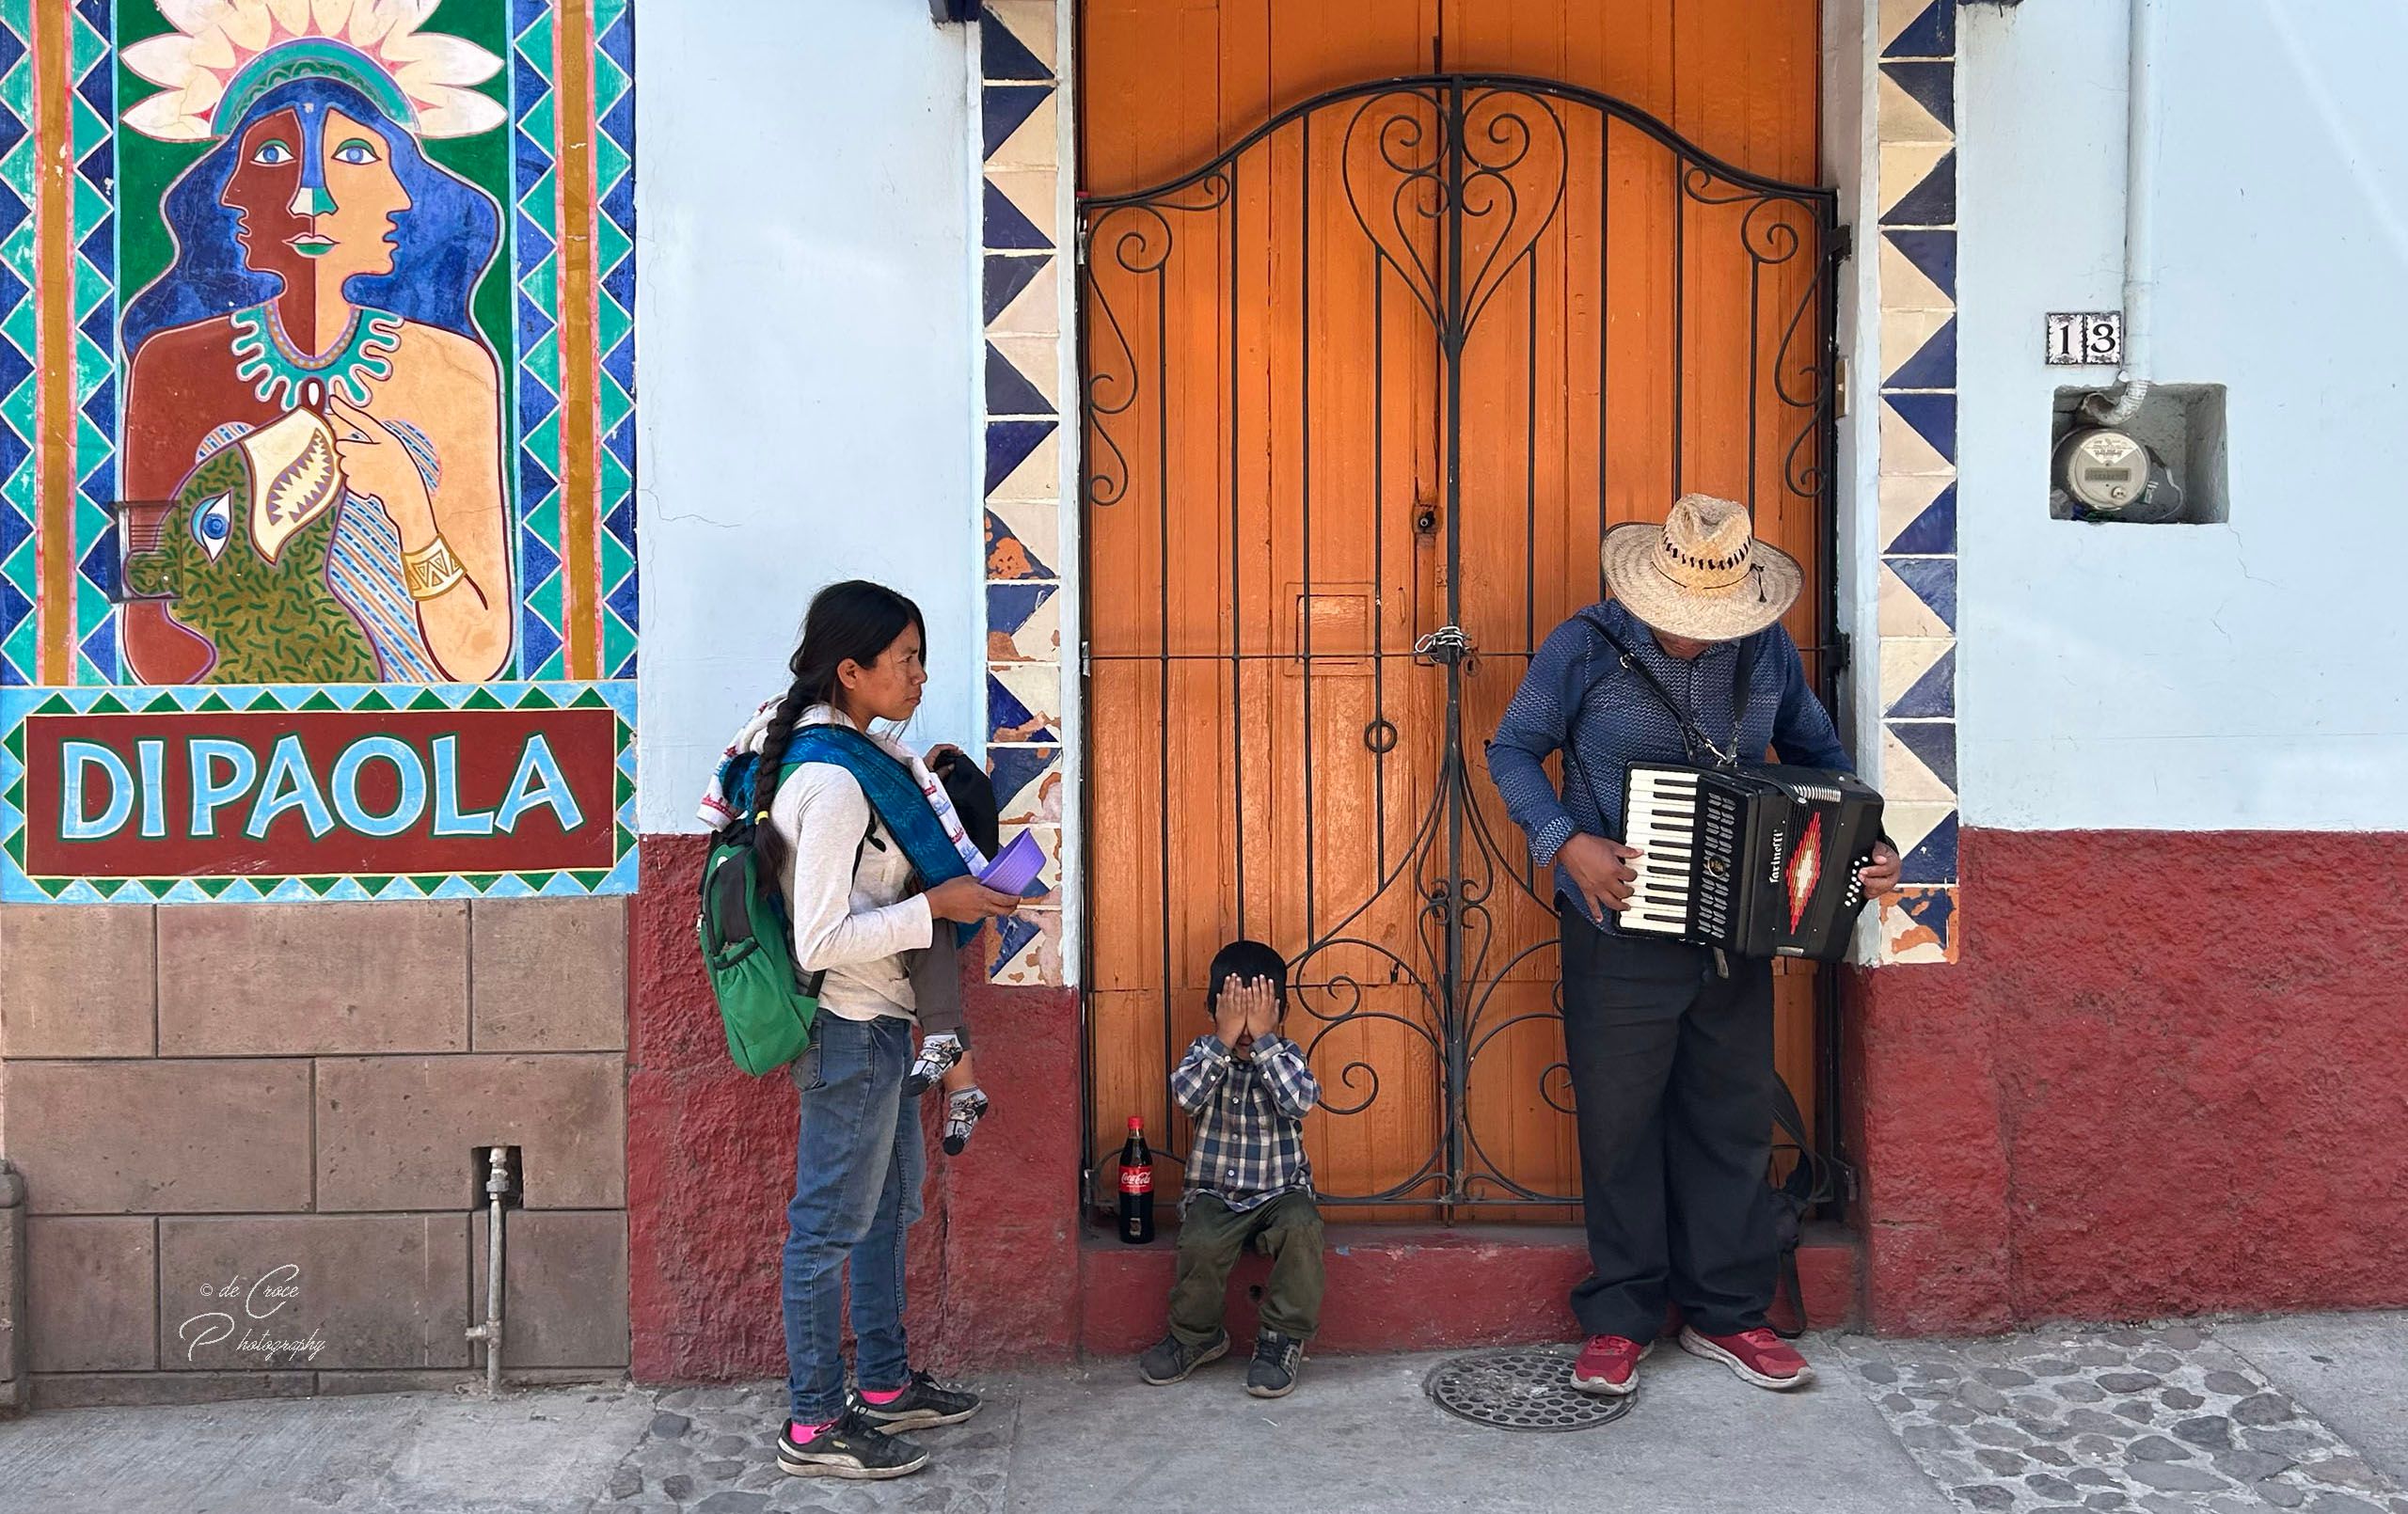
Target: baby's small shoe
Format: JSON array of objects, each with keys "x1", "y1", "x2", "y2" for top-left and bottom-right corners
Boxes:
[
  {"x1": 943, "y1": 1087, "x2": 990, "y2": 1156},
  {"x1": 906, "y1": 1033, "x2": 964, "y2": 1096}
]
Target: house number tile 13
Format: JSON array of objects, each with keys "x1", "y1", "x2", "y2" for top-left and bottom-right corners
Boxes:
[{"x1": 2046, "y1": 310, "x2": 2125, "y2": 367}]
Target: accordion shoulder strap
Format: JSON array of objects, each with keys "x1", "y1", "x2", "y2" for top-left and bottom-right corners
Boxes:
[{"x1": 1577, "y1": 610, "x2": 1760, "y2": 769}]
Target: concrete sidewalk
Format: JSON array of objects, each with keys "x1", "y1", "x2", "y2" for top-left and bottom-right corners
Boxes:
[{"x1": 1, "y1": 1314, "x2": 2403, "y2": 1514}]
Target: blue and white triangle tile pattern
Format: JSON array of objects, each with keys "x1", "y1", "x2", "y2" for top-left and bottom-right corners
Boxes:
[
  {"x1": 1875, "y1": 0, "x2": 1959, "y2": 963},
  {"x1": 978, "y1": 0, "x2": 1069, "y2": 986}
]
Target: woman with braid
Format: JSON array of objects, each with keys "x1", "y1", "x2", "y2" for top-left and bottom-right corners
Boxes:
[{"x1": 704, "y1": 580, "x2": 1019, "y2": 1481}]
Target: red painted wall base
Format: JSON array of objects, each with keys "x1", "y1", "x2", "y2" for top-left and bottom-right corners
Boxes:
[
  {"x1": 627, "y1": 825, "x2": 2407, "y2": 1375},
  {"x1": 629, "y1": 834, "x2": 1858, "y2": 1376},
  {"x1": 1078, "y1": 1222, "x2": 1861, "y2": 1358},
  {"x1": 1849, "y1": 828, "x2": 2408, "y2": 1334},
  {"x1": 627, "y1": 833, "x2": 1080, "y2": 1381}
]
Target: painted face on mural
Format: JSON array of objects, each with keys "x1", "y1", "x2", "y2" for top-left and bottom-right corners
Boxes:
[{"x1": 221, "y1": 106, "x2": 412, "y2": 299}]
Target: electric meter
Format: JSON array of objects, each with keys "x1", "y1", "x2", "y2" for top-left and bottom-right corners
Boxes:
[{"x1": 2052, "y1": 426, "x2": 2184, "y2": 522}]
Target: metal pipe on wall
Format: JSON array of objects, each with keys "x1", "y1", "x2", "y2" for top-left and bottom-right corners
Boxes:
[
  {"x1": 464, "y1": 1146, "x2": 510, "y2": 1394},
  {"x1": 2089, "y1": 0, "x2": 2160, "y2": 425}
]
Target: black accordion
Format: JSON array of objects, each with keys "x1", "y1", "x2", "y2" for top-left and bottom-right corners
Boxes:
[{"x1": 1618, "y1": 764, "x2": 1885, "y2": 961}]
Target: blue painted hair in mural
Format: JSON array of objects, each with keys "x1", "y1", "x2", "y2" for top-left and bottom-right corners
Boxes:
[{"x1": 121, "y1": 74, "x2": 501, "y2": 355}]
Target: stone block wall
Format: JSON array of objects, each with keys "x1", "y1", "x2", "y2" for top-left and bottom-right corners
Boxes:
[{"x1": 0, "y1": 900, "x2": 631, "y2": 1408}]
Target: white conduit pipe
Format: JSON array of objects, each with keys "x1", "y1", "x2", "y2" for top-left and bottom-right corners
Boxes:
[{"x1": 2088, "y1": 0, "x2": 2160, "y2": 425}]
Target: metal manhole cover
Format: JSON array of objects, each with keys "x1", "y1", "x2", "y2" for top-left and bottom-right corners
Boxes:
[{"x1": 1424, "y1": 1345, "x2": 1633, "y2": 1431}]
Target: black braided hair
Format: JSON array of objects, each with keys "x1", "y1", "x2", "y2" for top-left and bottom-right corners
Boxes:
[{"x1": 752, "y1": 580, "x2": 927, "y2": 878}]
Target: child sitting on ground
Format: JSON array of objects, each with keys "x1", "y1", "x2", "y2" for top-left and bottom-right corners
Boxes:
[{"x1": 1137, "y1": 940, "x2": 1323, "y2": 1398}]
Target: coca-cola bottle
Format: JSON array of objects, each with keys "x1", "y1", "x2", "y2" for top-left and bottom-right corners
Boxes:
[{"x1": 1117, "y1": 1115, "x2": 1156, "y2": 1244}]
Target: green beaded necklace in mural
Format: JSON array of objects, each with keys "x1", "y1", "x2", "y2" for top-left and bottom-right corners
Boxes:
[{"x1": 229, "y1": 302, "x2": 405, "y2": 410}]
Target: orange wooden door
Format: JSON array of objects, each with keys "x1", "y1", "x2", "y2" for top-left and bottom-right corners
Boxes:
[{"x1": 1080, "y1": 1, "x2": 1830, "y2": 1219}]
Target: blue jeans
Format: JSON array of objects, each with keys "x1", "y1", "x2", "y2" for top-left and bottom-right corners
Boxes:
[{"x1": 782, "y1": 1013, "x2": 925, "y2": 1423}]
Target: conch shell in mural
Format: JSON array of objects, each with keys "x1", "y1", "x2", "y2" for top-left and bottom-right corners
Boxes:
[{"x1": 119, "y1": 407, "x2": 380, "y2": 685}]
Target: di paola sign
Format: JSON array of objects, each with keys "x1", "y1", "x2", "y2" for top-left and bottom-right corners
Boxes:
[{"x1": 1, "y1": 685, "x2": 637, "y2": 903}]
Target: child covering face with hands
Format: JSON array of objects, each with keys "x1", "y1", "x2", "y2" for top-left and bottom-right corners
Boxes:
[{"x1": 1137, "y1": 940, "x2": 1325, "y2": 1399}]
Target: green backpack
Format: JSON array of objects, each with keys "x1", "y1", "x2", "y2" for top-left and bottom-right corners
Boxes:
[{"x1": 695, "y1": 828, "x2": 825, "y2": 1077}]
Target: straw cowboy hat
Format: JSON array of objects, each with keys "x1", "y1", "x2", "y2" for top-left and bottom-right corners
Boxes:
[{"x1": 1600, "y1": 494, "x2": 1802, "y2": 642}]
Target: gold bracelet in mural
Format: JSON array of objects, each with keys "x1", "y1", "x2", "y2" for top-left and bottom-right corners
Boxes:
[{"x1": 403, "y1": 536, "x2": 467, "y2": 600}]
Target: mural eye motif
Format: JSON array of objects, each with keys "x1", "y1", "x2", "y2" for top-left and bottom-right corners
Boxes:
[
  {"x1": 250, "y1": 137, "x2": 294, "y2": 166},
  {"x1": 191, "y1": 493, "x2": 233, "y2": 560},
  {"x1": 332, "y1": 137, "x2": 381, "y2": 166}
]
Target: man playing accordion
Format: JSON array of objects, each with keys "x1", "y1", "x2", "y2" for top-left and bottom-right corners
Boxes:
[{"x1": 1486, "y1": 494, "x2": 1901, "y2": 1396}]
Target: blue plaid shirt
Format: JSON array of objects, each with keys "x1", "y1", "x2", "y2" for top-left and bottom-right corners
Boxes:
[
  {"x1": 1484, "y1": 600, "x2": 1855, "y2": 934},
  {"x1": 1170, "y1": 1034, "x2": 1321, "y2": 1213}
]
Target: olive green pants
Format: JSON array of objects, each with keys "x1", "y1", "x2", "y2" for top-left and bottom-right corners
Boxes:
[{"x1": 1166, "y1": 1190, "x2": 1324, "y2": 1347}]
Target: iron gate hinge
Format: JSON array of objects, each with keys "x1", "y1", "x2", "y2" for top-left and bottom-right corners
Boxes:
[
  {"x1": 1835, "y1": 356, "x2": 1849, "y2": 419},
  {"x1": 1830, "y1": 631, "x2": 1852, "y2": 677},
  {"x1": 1830, "y1": 223, "x2": 1854, "y2": 263},
  {"x1": 1080, "y1": 639, "x2": 1090, "y2": 677}
]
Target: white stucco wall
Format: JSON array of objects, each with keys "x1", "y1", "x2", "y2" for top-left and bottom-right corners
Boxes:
[
  {"x1": 1957, "y1": 3, "x2": 2408, "y2": 830},
  {"x1": 634, "y1": 0, "x2": 979, "y2": 832}
]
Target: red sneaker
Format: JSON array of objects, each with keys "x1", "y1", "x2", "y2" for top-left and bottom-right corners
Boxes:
[
  {"x1": 1568, "y1": 1334, "x2": 1652, "y2": 1396},
  {"x1": 1678, "y1": 1326, "x2": 1814, "y2": 1390}
]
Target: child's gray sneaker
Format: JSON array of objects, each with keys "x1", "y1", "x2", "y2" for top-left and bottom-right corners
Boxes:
[
  {"x1": 1245, "y1": 1331, "x2": 1303, "y2": 1398},
  {"x1": 1138, "y1": 1330, "x2": 1228, "y2": 1385}
]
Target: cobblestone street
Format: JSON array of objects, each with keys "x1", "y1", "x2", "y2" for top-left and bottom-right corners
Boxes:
[
  {"x1": 4, "y1": 1312, "x2": 2404, "y2": 1514},
  {"x1": 1839, "y1": 1323, "x2": 2408, "y2": 1514}
]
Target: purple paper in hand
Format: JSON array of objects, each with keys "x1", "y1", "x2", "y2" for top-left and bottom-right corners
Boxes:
[{"x1": 978, "y1": 830, "x2": 1046, "y2": 896}]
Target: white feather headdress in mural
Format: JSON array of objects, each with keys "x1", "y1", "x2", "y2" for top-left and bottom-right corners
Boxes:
[{"x1": 122, "y1": 0, "x2": 506, "y2": 144}]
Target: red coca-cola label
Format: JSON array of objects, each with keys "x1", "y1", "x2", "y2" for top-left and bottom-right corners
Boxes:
[{"x1": 1119, "y1": 1165, "x2": 1153, "y2": 1194}]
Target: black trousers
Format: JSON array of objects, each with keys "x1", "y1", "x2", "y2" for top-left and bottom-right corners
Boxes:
[{"x1": 1558, "y1": 901, "x2": 1778, "y2": 1341}]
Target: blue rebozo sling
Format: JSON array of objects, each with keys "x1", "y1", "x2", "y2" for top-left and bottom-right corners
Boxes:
[{"x1": 696, "y1": 723, "x2": 978, "y2": 1076}]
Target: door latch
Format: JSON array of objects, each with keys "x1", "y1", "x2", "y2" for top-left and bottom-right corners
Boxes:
[{"x1": 1413, "y1": 625, "x2": 1475, "y2": 666}]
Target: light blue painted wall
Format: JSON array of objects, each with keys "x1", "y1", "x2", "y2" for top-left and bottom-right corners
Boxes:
[
  {"x1": 1958, "y1": 3, "x2": 2408, "y2": 830},
  {"x1": 633, "y1": 0, "x2": 978, "y2": 831}
]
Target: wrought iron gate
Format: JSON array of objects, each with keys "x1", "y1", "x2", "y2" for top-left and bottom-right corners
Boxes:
[{"x1": 1077, "y1": 75, "x2": 1841, "y2": 1210}]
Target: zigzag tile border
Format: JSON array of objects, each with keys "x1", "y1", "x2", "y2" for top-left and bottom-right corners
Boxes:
[
  {"x1": 977, "y1": 0, "x2": 1070, "y2": 986},
  {"x1": 593, "y1": 0, "x2": 639, "y2": 683},
  {"x1": 514, "y1": 0, "x2": 568, "y2": 680},
  {"x1": 0, "y1": 679, "x2": 638, "y2": 902},
  {"x1": 69, "y1": 0, "x2": 111, "y2": 683},
  {"x1": 511, "y1": 0, "x2": 634, "y2": 683},
  {"x1": 0, "y1": 0, "x2": 34, "y2": 686},
  {"x1": 1873, "y1": 0, "x2": 1958, "y2": 965}
]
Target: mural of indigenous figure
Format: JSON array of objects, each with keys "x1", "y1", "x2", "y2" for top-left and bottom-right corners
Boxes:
[{"x1": 116, "y1": 0, "x2": 511, "y2": 685}]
